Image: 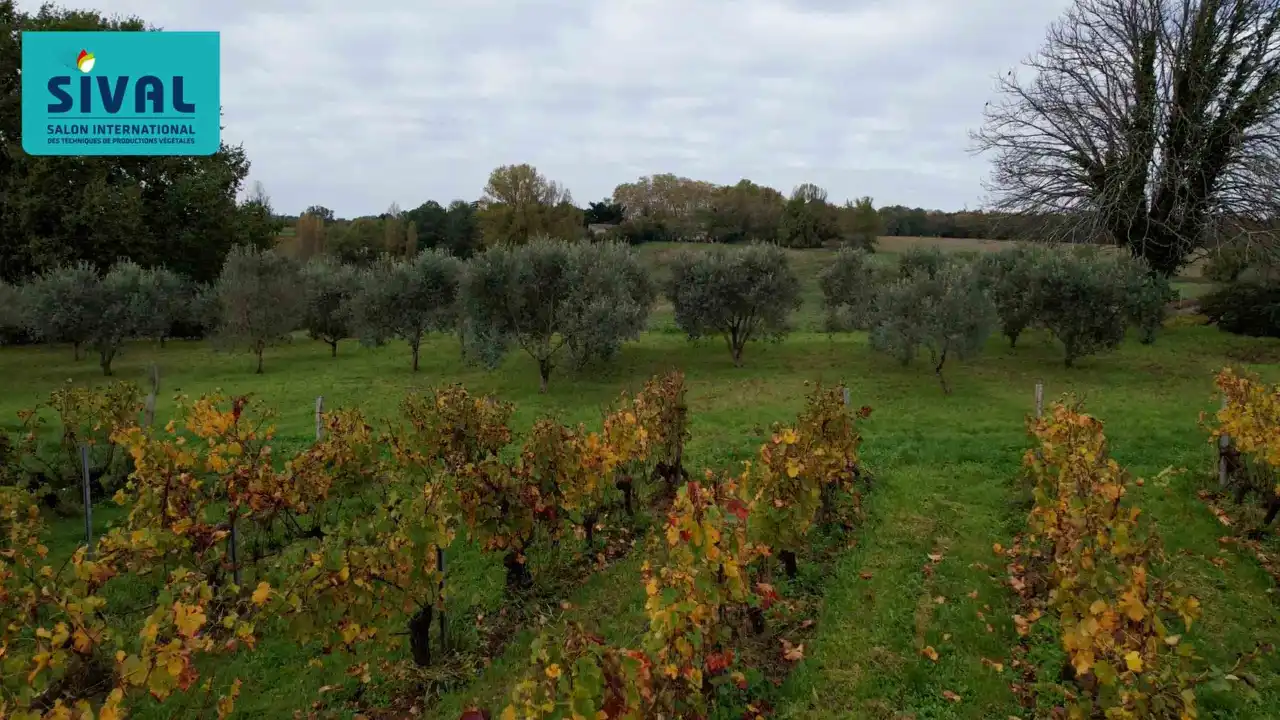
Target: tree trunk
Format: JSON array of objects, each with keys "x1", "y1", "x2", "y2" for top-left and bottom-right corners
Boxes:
[
  {"x1": 411, "y1": 341, "x2": 420, "y2": 372},
  {"x1": 616, "y1": 475, "x2": 634, "y2": 517},
  {"x1": 934, "y1": 346, "x2": 950, "y2": 395},
  {"x1": 504, "y1": 550, "x2": 532, "y2": 591},
  {"x1": 1264, "y1": 497, "x2": 1280, "y2": 527},
  {"x1": 73, "y1": 341, "x2": 81, "y2": 361},
  {"x1": 160, "y1": 335, "x2": 167, "y2": 349},
  {"x1": 538, "y1": 358, "x2": 551, "y2": 393},
  {"x1": 748, "y1": 606, "x2": 766, "y2": 634},
  {"x1": 255, "y1": 346, "x2": 264, "y2": 374},
  {"x1": 731, "y1": 341, "x2": 744, "y2": 367},
  {"x1": 99, "y1": 347, "x2": 115, "y2": 377},
  {"x1": 330, "y1": 340, "x2": 338, "y2": 357},
  {"x1": 780, "y1": 550, "x2": 798, "y2": 580},
  {"x1": 584, "y1": 512, "x2": 597, "y2": 549},
  {"x1": 408, "y1": 605, "x2": 434, "y2": 666},
  {"x1": 1008, "y1": 331, "x2": 1019, "y2": 348}
]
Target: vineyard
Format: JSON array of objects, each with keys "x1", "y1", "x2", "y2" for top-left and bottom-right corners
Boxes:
[{"x1": 3, "y1": 324, "x2": 1280, "y2": 719}]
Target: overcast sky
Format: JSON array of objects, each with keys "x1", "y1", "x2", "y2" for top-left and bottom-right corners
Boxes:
[{"x1": 28, "y1": 0, "x2": 1072, "y2": 217}]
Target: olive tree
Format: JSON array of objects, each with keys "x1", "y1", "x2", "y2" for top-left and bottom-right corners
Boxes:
[
  {"x1": 213, "y1": 245, "x2": 304, "y2": 373},
  {"x1": 135, "y1": 266, "x2": 188, "y2": 347},
  {"x1": 562, "y1": 242, "x2": 655, "y2": 370},
  {"x1": 1113, "y1": 255, "x2": 1177, "y2": 345},
  {"x1": 819, "y1": 247, "x2": 883, "y2": 332},
  {"x1": 301, "y1": 258, "x2": 359, "y2": 357},
  {"x1": 664, "y1": 243, "x2": 801, "y2": 366},
  {"x1": 349, "y1": 249, "x2": 462, "y2": 372},
  {"x1": 1030, "y1": 250, "x2": 1130, "y2": 367},
  {"x1": 869, "y1": 264, "x2": 997, "y2": 393},
  {"x1": 460, "y1": 238, "x2": 652, "y2": 391},
  {"x1": 897, "y1": 245, "x2": 948, "y2": 279},
  {"x1": 88, "y1": 260, "x2": 151, "y2": 376},
  {"x1": 977, "y1": 244, "x2": 1046, "y2": 347},
  {"x1": 20, "y1": 261, "x2": 100, "y2": 359}
]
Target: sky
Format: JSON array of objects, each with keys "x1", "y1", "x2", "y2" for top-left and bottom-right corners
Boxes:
[{"x1": 26, "y1": 0, "x2": 1073, "y2": 218}]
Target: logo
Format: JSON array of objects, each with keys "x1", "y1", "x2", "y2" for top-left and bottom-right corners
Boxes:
[{"x1": 21, "y1": 31, "x2": 220, "y2": 156}]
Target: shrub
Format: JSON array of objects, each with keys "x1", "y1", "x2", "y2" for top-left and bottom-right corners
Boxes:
[
  {"x1": 869, "y1": 264, "x2": 996, "y2": 392},
  {"x1": 0, "y1": 281, "x2": 23, "y2": 345},
  {"x1": 301, "y1": 257, "x2": 360, "y2": 357},
  {"x1": 460, "y1": 238, "x2": 652, "y2": 391},
  {"x1": 1029, "y1": 251, "x2": 1130, "y2": 367},
  {"x1": 977, "y1": 244, "x2": 1045, "y2": 347},
  {"x1": 819, "y1": 247, "x2": 883, "y2": 331},
  {"x1": 1200, "y1": 281, "x2": 1280, "y2": 338},
  {"x1": 664, "y1": 243, "x2": 801, "y2": 366},
  {"x1": 19, "y1": 260, "x2": 100, "y2": 359},
  {"x1": 349, "y1": 250, "x2": 463, "y2": 371},
  {"x1": 212, "y1": 245, "x2": 305, "y2": 373}
]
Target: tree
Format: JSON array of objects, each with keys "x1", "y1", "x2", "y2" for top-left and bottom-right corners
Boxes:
[
  {"x1": 444, "y1": 200, "x2": 482, "y2": 258},
  {"x1": 972, "y1": 0, "x2": 1280, "y2": 276},
  {"x1": 1030, "y1": 249, "x2": 1131, "y2": 366},
  {"x1": 406, "y1": 200, "x2": 449, "y2": 250},
  {"x1": 135, "y1": 266, "x2": 188, "y2": 347},
  {"x1": 304, "y1": 205, "x2": 336, "y2": 223},
  {"x1": 20, "y1": 261, "x2": 100, "y2": 359},
  {"x1": 383, "y1": 202, "x2": 406, "y2": 255},
  {"x1": 460, "y1": 238, "x2": 653, "y2": 391},
  {"x1": 213, "y1": 246, "x2": 304, "y2": 373},
  {"x1": 701, "y1": 180, "x2": 786, "y2": 244},
  {"x1": 0, "y1": 6, "x2": 259, "y2": 285},
  {"x1": 840, "y1": 197, "x2": 881, "y2": 251},
  {"x1": 868, "y1": 264, "x2": 997, "y2": 392},
  {"x1": 477, "y1": 164, "x2": 583, "y2": 245},
  {"x1": 612, "y1": 174, "x2": 718, "y2": 239},
  {"x1": 0, "y1": 280, "x2": 23, "y2": 344},
  {"x1": 330, "y1": 217, "x2": 383, "y2": 265},
  {"x1": 295, "y1": 212, "x2": 328, "y2": 260},
  {"x1": 1114, "y1": 255, "x2": 1177, "y2": 344},
  {"x1": 584, "y1": 200, "x2": 626, "y2": 225},
  {"x1": 977, "y1": 244, "x2": 1047, "y2": 347},
  {"x1": 348, "y1": 250, "x2": 463, "y2": 372},
  {"x1": 301, "y1": 258, "x2": 359, "y2": 357},
  {"x1": 664, "y1": 243, "x2": 801, "y2": 366},
  {"x1": 819, "y1": 247, "x2": 883, "y2": 332},
  {"x1": 88, "y1": 260, "x2": 150, "y2": 376},
  {"x1": 778, "y1": 183, "x2": 839, "y2": 248}
]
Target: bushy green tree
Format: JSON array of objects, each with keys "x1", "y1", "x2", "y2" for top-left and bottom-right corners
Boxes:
[
  {"x1": 349, "y1": 249, "x2": 463, "y2": 372},
  {"x1": 819, "y1": 247, "x2": 883, "y2": 331},
  {"x1": 19, "y1": 261, "x2": 100, "y2": 359},
  {"x1": 777, "y1": 183, "x2": 839, "y2": 248},
  {"x1": 562, "y1": 242, "x2": 655, "y2": 370},
  {"x1": 1113, "y1": 255, "x2": 1177, "y2": 345},
  {"x1": 89, "y1": 260, "x2": 151, "y2": 376},
  {"x1": 869, "y1": 264, "x2": 996, "y2": 393},
  {"x1": 135, "y1": 266, "x2": 189, "y2": 347},
  {"x1": 977, "y1": 244, "x2": 1046, "y2": 347},
  {"x1": 460, "y1": 238, "x2": 652, "y2": 391},
  {"x1": 1030, "y1": 251, "x2": 1130, "y2": 367},
  {"x1": 840, "y1": 196, "x2": 881, "y2": 251},
  {"x1": 664, "y1": 243, "x2": 801, "y2": 366},
  {"x1": 897, "y1": 245, "x2": 948, "y2": 279},
  {"x1": 301, "y1": 258, "x2": 359, "y2": 357},
  {"x1": 213, "y1": 245, "x2": 304, "y2": 373}
]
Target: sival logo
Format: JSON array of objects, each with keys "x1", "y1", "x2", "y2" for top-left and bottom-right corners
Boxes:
[{"x1": 22, "y1": 31, "x2": 220, "y2": 156}]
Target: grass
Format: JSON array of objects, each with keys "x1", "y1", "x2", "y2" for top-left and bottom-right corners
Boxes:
[{"x1": 4, "y1": 239, "x2": 1277, "y2": 719}]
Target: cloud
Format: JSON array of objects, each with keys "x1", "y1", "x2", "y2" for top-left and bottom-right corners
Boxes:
[{"x1": 32, "y1": 0, "x2": 1072, "y2": 217}]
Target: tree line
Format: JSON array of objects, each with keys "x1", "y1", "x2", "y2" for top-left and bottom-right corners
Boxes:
[{"x1": 0, "y1": 237, "x2": 1176, "y2": 395}]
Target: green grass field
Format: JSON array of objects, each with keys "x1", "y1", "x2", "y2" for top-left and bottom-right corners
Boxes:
[{"x1": 4, "y1": 238, "x2": 1278, "y2": 719}]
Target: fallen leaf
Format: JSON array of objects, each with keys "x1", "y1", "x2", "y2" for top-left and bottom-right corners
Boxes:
[
  {"x1": 942, "y1": 690, "x2": 962, "y2": 703},
  {"x1": 860, "y1": 571, "x2": 874, "y2": 580},
  {"x1": 981, "y1": 658, "x2": 1004, "y2": 672},
  {"x1": 781, "y1": 640, "x2": 805, "y2": 662},
  {"x1": 1013, "y1": 615, "x2": 1031, "y2": 636},
  {"x1": 934, "y1": 596, "x2": 946, "y2": 604},
  {"x1": 942, "y1": 633, "x2": 951, "y2": 642},
  {"x1": 968, "y1": 590, "x2": 979, "y2": 600},
  {"x1": 927, "y1": 553, "x2": 943, "y2": 563},
  {"x1": 922, "y1": 646, "x2": 939, "y2": 662},
  {"x1": 993, "y1": 543, "x2": 1004, "y2": 555},
  {"x1": 986, "y1": 624, "x2": 994, "y2": 634}
]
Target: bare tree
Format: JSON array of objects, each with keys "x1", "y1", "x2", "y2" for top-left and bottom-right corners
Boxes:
[{"x1": 972, "y1": 0, "x2": 1280, "y2": 276}]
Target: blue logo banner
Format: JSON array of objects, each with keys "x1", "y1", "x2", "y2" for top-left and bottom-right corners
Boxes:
[{"x1": 21, "y1": 31, "x2": 221, "y2": 156}]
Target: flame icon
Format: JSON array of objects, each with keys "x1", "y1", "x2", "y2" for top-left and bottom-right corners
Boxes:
[{"x1": 76, "y1": 49, "x2": 95, "y2": 73}]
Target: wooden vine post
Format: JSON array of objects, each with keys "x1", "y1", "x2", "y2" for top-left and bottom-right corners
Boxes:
[
  {"x1": 1034, "y1": 381, "x2": 1044, "y2": 418},
  {"x1": 315, "y1": 396, "x2": 324, "y2": 440},
  {"x1": 1218, "y1": 395, "x2": 1231, "y2": 488},
  {"x1": 80, "y1": 443, "x2": 93, "y2": 560}
]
